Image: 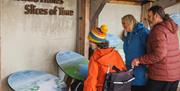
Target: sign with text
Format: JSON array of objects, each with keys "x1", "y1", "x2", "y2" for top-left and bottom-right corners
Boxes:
[{"x1": 16, "y1": 0, "x2": 74, "y2": 16}]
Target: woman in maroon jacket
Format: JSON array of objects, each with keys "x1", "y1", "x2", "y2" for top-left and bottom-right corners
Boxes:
[{"x1": 132, "y1": 5, "x2": 180, "y2": 91}]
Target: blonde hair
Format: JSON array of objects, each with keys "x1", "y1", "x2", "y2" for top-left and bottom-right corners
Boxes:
[
  {"x1": 121, "y1": 14, "x2": 137, "y2": 30},
  {"x1": 121, "y1": 14, "x2": 137, "y2": 40}
]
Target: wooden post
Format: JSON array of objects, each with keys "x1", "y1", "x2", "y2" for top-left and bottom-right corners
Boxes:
[
  {"x1": 0, "y1": 0, "x2": 1, "y2": 90},
  {"x1": 84, "y1": 0, "x2": 90, "y2": 58},
  {"x1": 76, "y1": 0, "x2": 90, "y2": 58},
  {"x1": 141, "y1": 2, "x2": 152, "y2": 28},
  {"x1": 64, "y1": 0, "x2": 91, "y2": 89},
  {"x1": 90, "y1": 0, "x2": 108, "y2": 29}
]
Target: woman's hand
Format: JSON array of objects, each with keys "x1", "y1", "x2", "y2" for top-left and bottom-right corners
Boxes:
[{"x1": 131, "y1": 58, "x2": 140, "y2": 67}]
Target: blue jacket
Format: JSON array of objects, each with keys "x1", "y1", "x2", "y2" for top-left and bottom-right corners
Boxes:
[{"x1": 123, "y1": 23, "x2": 149, "y2": 86}]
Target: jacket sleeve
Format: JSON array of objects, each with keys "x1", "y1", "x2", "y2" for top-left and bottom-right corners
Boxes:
[
  {"x1": 140, "y1": 28, "x2": 150, "y2": 49},
  {"x1": 139, "y1": 28, "x2": 167, "y2": 64},
  {"x1": 84, "y1": 55, "x2": 98, "y2": 91}
]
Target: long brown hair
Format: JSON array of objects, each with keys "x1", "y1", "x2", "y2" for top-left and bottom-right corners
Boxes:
[{"x1": 148, "y1": 5, "x2": 170, "y2": 21}]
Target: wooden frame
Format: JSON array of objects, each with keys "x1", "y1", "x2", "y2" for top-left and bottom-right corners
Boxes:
[
  {"x1": 153, "y1": 0, "x2": 179, "y2": 8},
  {"x1": 141, "y1": 2, "x2": 152, "y2": 28},
  {"x1": 68, "y1": 0, "x2": 90, "y2": 89},
  {"x1": 76, "y1": 0, "x2": 90, "y2": 57},
  {"x1": 0, "y1": 0, "x2": 1, "y2": 90},
  {"x1": 76, "y1": 0, "x2": 107, "y2": 57},
  {"x1": 108, "y1": 0, "x2": 141, "y2": 5},
  {"x1": 108, "y1": 0, "x2": 153, "y2": 28},
  {"x1": 90, "y1": 0, "x2": 108, "y2": 28},
  {"x1": 75, "y1": 0, "x2": 179, "y2": 58},
  {"x1": 108, "y1": 0, "x2": 155, "y2": 5}
]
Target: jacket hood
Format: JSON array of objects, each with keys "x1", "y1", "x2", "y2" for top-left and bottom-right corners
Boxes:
[
  {"x1": 160, "y1": 18, "x2": 178, "y2": 34},
  {"x1": 133, "y1": 23, "x2": 145, "y2": 33},
  {"x1": 94, "y1": 48, "x2": 117, "y2": 66}
]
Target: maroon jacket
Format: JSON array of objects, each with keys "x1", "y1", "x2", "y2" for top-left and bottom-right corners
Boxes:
[{"x1": 139, "y1": 18, "x2": 180, "y2": 81}]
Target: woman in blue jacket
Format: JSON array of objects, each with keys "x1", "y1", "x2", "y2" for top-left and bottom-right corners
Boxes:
[{"x1": 121, "y1": 14, "x2": 149, "y2": 91}]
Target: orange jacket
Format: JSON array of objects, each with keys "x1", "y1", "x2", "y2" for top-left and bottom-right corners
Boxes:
[{"x1": 84, "y1": 48, "x2": 126, "y2": 91}]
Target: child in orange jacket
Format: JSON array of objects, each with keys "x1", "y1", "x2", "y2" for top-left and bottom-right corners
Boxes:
[{"x1": 83, "y1": 25, "x2": 127, "y2": 91}]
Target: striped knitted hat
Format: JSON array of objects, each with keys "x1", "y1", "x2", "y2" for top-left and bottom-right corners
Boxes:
[{"x1": 88, "y1": 24, "x2": 108, "y2": 43}]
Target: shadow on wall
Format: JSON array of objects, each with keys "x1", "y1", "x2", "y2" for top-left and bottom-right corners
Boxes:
[{"x1": 2, "y1": 77, "x2": 12, "y2": 91}]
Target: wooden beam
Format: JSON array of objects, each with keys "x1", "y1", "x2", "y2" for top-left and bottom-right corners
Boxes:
[
  {"x1": 73, "y1": 0, "x2": 91, "y2": 88},
  {"x1": 141, "y1": 2, "x2": 152, "y2": 28},
  {"x1": 108, "y1": 0, "x2": 156, "y2": 5},
  {"x1": 84, "y1": 0, "x2": 90, "y2": 58},
  {"x1": 90, "y1": 0, "x2": 108, "y2": 29},
  {"x1": 153, "y1": 0, "x2": 178, "y2": 8},
  {"x1": 0, "y1": 0, "x2": 1, "y2": 90},
  {"x1": 69, "y1": 0, "x2": 90, "y2": 87},
  {"x1": 108, "y1": 0, "x2": 141, "y2": 5},
  {"x1": 109, "y1": 0, "x2": 155, "y2": 2},
  {"x1": 76, "y1": 0, "x2": 90, "y2": 57}
]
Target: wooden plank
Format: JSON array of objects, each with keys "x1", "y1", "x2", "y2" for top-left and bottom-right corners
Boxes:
[
  {"x1": 84, "y1": 0, "x2": 90, "y2": 58},
  {"x1": 141, "y1": 2, "x2": 152, "y2": 28},
  {"x1": 0, "y1": 0, "x2": 1, "y2": 90},
  {"x1": 110, "y1": 0, "x2": 142, "y2": 1},
  {"x1": 153, "y1": 0, "x2": 177, "y2": 8},
  {"x1": 109, "y1": 0, "x2": 156, "y2": 5},
  {"x1": 73, "y1": 0, "x2": 91, "y2": 88},
  {"x1": 76, "y1": 0, "x2": 90, "y2": 57},
  {"x1": 109, "y1": 0, "x2": 155, "y2": 2},
  {"x1": 108, "y1": 0, "x2": 141, "y2": 5},
  {"x1": 90, "y1": 0, "x2": 108, "y2": 29},
  {"x1": 76, "y1": 0, "x2": 84, "y2": 56}
]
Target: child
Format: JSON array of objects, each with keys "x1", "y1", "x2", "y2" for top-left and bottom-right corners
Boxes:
[{"x1": 83, "y1": 24, "x2": 127, "y2": 91}]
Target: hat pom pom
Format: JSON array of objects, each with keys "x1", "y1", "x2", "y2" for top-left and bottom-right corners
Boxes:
[{"x1": 100, "y1": 24, "x2": 108, "y2": 33}]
